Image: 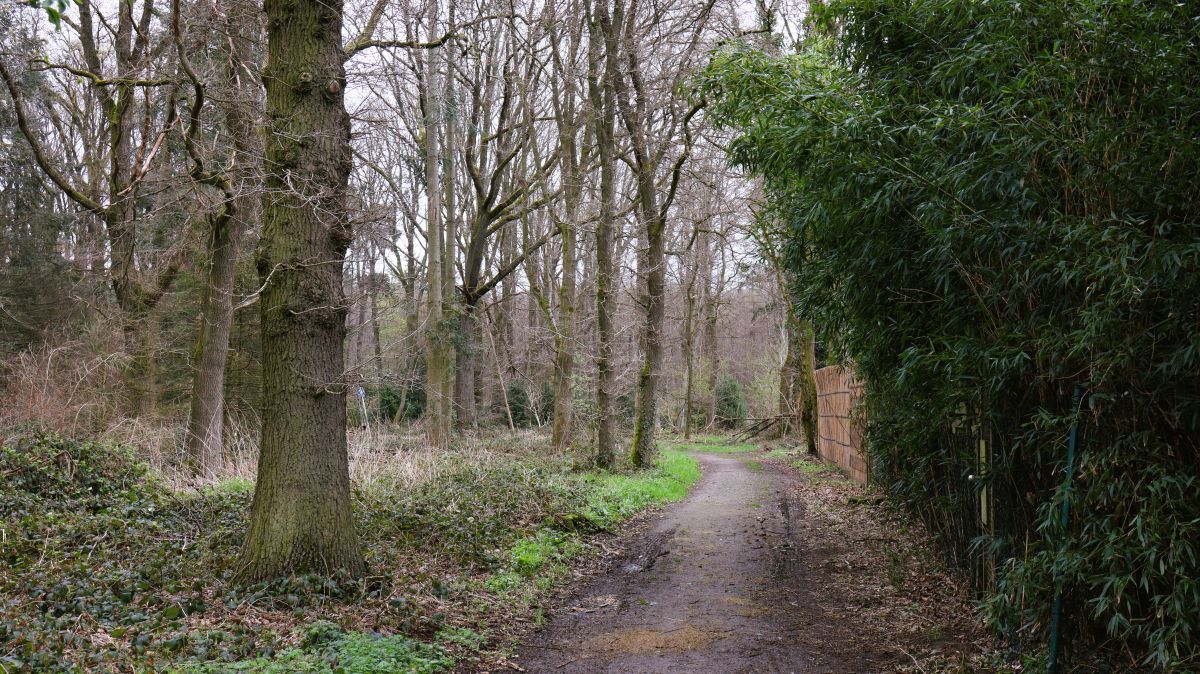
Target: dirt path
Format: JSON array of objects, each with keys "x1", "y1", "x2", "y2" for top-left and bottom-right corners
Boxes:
[{"x1": 512, "y1": 453, "x2": 899, "y2": 673}]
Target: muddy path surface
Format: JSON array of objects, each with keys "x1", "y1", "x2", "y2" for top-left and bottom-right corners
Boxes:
[{"x1": 512, "y1": 453, "x2": 898, "y2": 674}]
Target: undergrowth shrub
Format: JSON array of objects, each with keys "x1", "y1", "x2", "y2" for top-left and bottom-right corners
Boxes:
[
  {"x1": 358, "y1": 457, "x2": 587, "y2": 568},
  {"x1": 0, "y1": 432, "x2": 254, "y2": 671},
  {"x1": 178, "y1": 621, "x2": 452, "y2": 673},
  {"x1": 493, "y1": 381, "x2": 549, "y2": 428},
  {"x1": 0, "y1": 430, "x2": 702, "y2": 673},
  {"x1": 378, "y1": 374, "x2": 425, "y2": 423},
  {"x1": 714, "y1": 375, "x2": 748, "y2": 428},
  {"x1": 504, "y1": 381, "x2": 532, "y2": 427}
]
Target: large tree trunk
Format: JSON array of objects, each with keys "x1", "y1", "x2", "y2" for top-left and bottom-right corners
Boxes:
[
  {"x1": 681, "y1": 250, "x2": 697, "y2": 440},
  {"x1": 550, "y1": 126, "x2": 581, "y2": 449},
  {"x1": 798, "y1": 318, "x2": 819, "y2": 454},
  {"x1": 547, "y1": 14, "x2": 582, "y2": 449},
  {"x1": 550, "y1": 213, "x2": 577, "y2": 449},
  {"x1": 701, "y1": 232, "x2": 720, "y2": 428},
  {"x1": 702, "y1": 254, "x2": 719, "y2": 428},
  {"x1": 779, "y1": 317, "x2": 798, "y2": 436},
  {"x1": 779, "y1": 302, "x2": 818, "y2": 453},
  {"x1": 630, "y1": 205, "x2": 665, "y2": 467},
  {"x1": 235, "y1": 0, "x2": 364, "y2": 581},
  {"x1": 440, "y1": 71, "x2": 460, "y2": 433},
  {"x1": 590, "y1": 0, "x2": 620, "y2": 468},
  {"x1": 371, "y1": 266, "x2": 384, "y2": 386}
]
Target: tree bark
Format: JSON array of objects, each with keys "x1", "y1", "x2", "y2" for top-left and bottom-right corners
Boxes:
[
  {"x1": 423, "y1": 33, "x2": 454, "y2": 449},
  {"x1": 589, "y1": 0, "x2": 619, "y2": 468},
  {"x1": 681, "y1": 244, "x2": 698, "y2": 440},
  {"x1": 621, "y1": 60, "x2": 666, "y2": 466},
  {"x1": 551, "y1": 203, "x2": 578, "y2": 449},
  {"x1": 702, "y1": 232, "x2": 720, "y2": 428},
  {"x1": 798, "y1": 318, "x2": 818, "y2": 454},
  {"x1": 454, "y1": 301, "x2": 479, "y2": 429},
  {"x1": 235, "y1": 0, "x2": 364, "y2": 581},
  {"x1": 779, "y1": 316, "x2": 798, "y2": 436},
  {"x1": 186, "y1": 0, "x2": 262, "y2": 478},
  {"x1": 441, "y1": 62, "x2": 461, "y2": 431},
  {"x1": 186, "y1": 214, "x2": 237, "y2": 479},
  {"x1": 779, "y1": 300, "x2": 818, "y2": 452},
  {"x1": 550, "y1": 75, "x2": 582, "y2": 449},
  {"x1": 629, "y1": 199, "x2": 665, "y2": 468}
]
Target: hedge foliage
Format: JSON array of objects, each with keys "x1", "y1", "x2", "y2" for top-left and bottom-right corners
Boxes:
[{"x1": 702, "y1": 0, "x2": 1200, "y2": 669}]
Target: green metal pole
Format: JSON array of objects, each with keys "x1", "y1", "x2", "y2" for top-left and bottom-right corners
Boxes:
[{"x1": 1048, "y1": 383, "x2": 1084, "y2": 673}]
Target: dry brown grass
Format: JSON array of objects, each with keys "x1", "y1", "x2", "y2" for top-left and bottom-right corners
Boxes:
[
  {"x1": 0, "y1": 333, "x2": 125, "y2": 433},
  {"x1": 0, "y1": 332, "x2": 560, "y2": 494}
]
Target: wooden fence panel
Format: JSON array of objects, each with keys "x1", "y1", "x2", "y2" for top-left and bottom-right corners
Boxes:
[{"x1": 814, "y1": 365, "x2": 868, "y2": 484}]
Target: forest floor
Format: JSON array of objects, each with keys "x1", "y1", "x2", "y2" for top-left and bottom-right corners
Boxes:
[
  {"x1": 506, "y1": 441, "x2": 1019, "y2": 674},
  {"x1": 0, "y1": 429, "x2": 1020, "y2": 673},
  {"x1": 0, "y1": 429, "x2": 704, "y2": 673}
]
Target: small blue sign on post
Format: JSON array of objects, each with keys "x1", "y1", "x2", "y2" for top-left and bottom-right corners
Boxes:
[{"x1": 356, "y1": 386, "x2": 370, "y2": 431}]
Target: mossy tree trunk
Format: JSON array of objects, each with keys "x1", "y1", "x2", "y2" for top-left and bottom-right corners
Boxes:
[
  {"x1": 589, "y1": 0, "x2": 621, "y2": 468},
  {"x1": 547, "y1": 15, "x2": 585, "y2": 451},
  {"x1": 186, "y1": 213, "x2": 237, "y2": 479},
  {"x1": 701, "y1": 231, "x2": 721, "y2": 429},
  {"x1": 235, "y1": 0, "x2": 364, "y2": 582},
  {"x1": 622, "y1": 65, "x2": 666, "y2": 468},
  {"x1": 422, "y1": 26, "x2": 454, "y2": 450},
  {"x1": 550, "y1": 203, "x2": 578, "y2": 450},
  {"x1": 453, "y1": 300, "x2": 479, "y2": 429},
  {"x1": 681, "y1": 245, "x2": 698, "y2": 440},
  {"x1": 629, "y1": 203, "x2": 665, "y2": 467},
  {"x1": 779, "y1": 303, "x2": 818, "y2": 453},
  {"x1": 185, "y1": 0, "x2": 262, "y2": 477}
]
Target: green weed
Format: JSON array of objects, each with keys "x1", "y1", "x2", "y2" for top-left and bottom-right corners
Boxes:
[
  {"x1": 792, "y1": 458, "x2": 830, "y2": 474},
  {"x1": 176, "y1": 622, "x2": 452, "y2": 673},
  {"x1": 578, "y1": 449, "x2": 701, "y2": 527},
  {"x1": 665, "y1": 441, "x2": 757, "y2": 454}
]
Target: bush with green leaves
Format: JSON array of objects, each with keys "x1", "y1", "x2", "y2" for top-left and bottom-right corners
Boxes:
[
  {"x1": 493, "y1": 381, "x2": 542, "y2": 428},
  {"x1": 378, "y1": 377, "x2": 426, "y2": 423},
  {"x1": 702, "y1": 0, "x2": 1200, "y2": 668},
  {"x1": 714, "y1": 375, "x2": 748, "y2": 429}
]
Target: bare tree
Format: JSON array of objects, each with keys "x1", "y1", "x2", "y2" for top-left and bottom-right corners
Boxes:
[
  {"x1": 615, "y1": 0, "x2": 713, "y2": 467},
  {"x1": 0, "y1": 0, "x2": 188, "y2": 415},
  {"x1": 177, "y1": 0, "x2": 264, "y2": 478}
]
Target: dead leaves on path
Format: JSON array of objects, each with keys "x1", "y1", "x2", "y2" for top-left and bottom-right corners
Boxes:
[{"x1": 767, "y1": 451, "x2": 1019, "y2": 673}]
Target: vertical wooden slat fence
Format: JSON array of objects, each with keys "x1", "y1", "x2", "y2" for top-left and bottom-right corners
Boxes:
[{"x1": 814, "y1": 365, "x2": 868, "y2": 484}]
